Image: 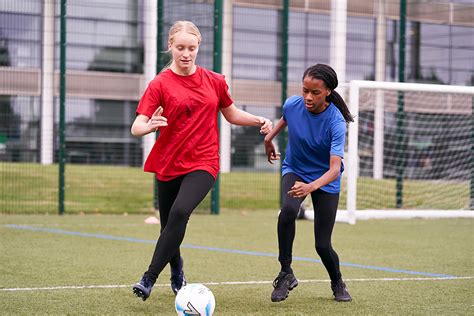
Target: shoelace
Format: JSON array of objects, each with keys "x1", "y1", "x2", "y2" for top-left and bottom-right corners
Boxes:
[
  {"x1": 332, "y1": 281, "x2": 347, "y2": 293},
  {"x1": 272, "y1": 274, "x2": 286, "y2": 288}
]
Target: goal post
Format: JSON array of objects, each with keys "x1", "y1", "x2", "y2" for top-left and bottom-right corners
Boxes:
[{"x1": 346, "y1": 80, "x2": 474, "y2": 224}]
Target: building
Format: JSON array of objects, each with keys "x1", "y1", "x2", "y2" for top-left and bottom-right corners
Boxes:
[{"x1": 0, "y1": 0, "x2": 473, "y2": 172}]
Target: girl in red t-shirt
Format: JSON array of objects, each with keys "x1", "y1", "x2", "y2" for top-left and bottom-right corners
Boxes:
[{"x1": 131, "y1": 20, "x2": 272, "y2": 301}]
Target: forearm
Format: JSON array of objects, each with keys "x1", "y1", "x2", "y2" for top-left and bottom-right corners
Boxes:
[
  {"x1": 224, "y1": 107, "x2": 263, "y2": 126},
  {"x1": 131, "y1": 116, "x2": 154, "y2": 137},
  {"x1": 307, "y1": 155, "x2": 342, "y2": 192},
  {"x1": 307, "y1": 168, "x2": 340, "y2": 192},
  {"x1": 264, "y1": 118, "x2": 286, "y2": 143}
]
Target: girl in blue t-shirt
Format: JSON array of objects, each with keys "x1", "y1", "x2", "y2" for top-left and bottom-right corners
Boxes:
[{"x1": 264, "y1": 64, "x2": 354, "y2": 303}]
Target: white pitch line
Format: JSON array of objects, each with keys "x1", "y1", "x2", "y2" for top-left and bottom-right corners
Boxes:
[
  {"x1": 1, "y1": 284, "x2": 131, "y2": 291},
  {"x1": 1, "y1": 276, "x2": 472, "y2": 292}
]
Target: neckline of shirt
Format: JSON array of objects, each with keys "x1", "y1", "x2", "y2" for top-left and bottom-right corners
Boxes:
[
  {"x1": 168, "y1": 66, "x2": 203, "y2": 88},
  {"x1": 306, "y1": 102, "x2": 332, "y2": 117}
]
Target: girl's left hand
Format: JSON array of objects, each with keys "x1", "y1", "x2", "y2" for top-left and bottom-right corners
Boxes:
[
  {"x1": 288, "y1": 181, "x2": 312, "y2": 198},
  {"x1": 258, "y1": 117, "x2": 273, "y2": 134}
]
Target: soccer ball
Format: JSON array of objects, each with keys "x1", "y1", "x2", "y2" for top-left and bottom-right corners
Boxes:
[{"x1": 175, "y1": 283, "x2": 215, "y2": 316}]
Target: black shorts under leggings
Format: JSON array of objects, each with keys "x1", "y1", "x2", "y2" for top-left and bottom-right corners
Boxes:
[
  {"x1": 278, "y1": 173, "x2": 342, "y2": 282},
  {"x1": 144, "y1": 170, "x2": 215, "y2": 282}
]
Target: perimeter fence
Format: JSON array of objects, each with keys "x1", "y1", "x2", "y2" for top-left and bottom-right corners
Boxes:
[{"x1": 1, "y1": 0, "x2": 473, "y2": 214}]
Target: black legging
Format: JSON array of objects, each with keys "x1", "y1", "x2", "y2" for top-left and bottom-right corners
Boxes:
[
  {"x1": 278, "y1": 172, "x2": 342, "y2": 282},
  {"x1": 144, "y1": 170, "x2": 215, "y2": 282}
]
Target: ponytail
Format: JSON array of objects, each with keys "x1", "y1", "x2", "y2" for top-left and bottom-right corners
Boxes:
[{"x1": 328, "y1": 90, "x2": 353, "y2": 123}]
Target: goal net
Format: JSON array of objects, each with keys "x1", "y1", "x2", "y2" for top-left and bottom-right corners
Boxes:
[{"x1": 341, "y1": 80, "x2": 474, "y2": 224}]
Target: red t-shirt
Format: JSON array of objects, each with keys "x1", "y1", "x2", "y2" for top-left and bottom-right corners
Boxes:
[{"x1": 136, "y1": 66, "x2": 233, "y2": 181}]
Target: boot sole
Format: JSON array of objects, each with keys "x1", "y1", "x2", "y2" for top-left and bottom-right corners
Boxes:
[{"x1": 132, "y1": 286, "x2": 149, "y2": 301}]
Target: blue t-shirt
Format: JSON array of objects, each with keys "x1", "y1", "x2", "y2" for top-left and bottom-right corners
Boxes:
[{"x1": 282, "y1": 95, "x2": 346, "y2": 193}]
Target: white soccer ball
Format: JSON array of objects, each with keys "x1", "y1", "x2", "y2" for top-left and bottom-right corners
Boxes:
[{"x1": 175, "y1": 283, "x2": 215, "y2": 316}]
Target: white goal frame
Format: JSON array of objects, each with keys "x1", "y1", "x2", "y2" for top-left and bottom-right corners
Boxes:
[{"x1": 344, "y1": 80, "x2": 474, "y2": 224}]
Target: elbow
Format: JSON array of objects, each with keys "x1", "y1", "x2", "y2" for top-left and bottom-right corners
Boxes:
[
  {"x1": 130, "y1": 124, "x2": 140, "y2": 137},
  {"x1": 331, "y1": 169, "x2": 341, "y2": 181}
]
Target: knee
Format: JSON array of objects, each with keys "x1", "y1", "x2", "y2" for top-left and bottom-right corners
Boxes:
[
  {"x1": 169, "y1": 204, "x2": 191, "y2": 226},
  {"x1": 279, "y1": 205, "x2": 299, "y2": 225},
  {"x1": 315, "y1": 244, "x2": 332, "y2": 256}
]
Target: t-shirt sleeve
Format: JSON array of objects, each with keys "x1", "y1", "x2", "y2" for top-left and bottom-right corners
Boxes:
[
  {"x1": 218, "y1": 76, "x2": 234, "y2": 108},
  {"x1": 282, "y1": 96, "x2": 299, "y2": 122},
  {"x1": 330, "y1": 119, "x2": 346, "y2": 158},
  {"x1": 282, "y1": 101, "x2": 287, "y2": 122},
  {"x1": 136, "y1": 79, "x2": 161, "y2": 118}
]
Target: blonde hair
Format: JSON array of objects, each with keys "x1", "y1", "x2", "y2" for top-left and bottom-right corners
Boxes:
[
  {"x1": 161, "y1": 21, "x2": 202, "y2": 72},
  {"x1": 168, "y1": 20, "x2": 202, "y2": 46}
]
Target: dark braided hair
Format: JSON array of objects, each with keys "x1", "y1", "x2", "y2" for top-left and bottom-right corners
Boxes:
[{"x1": 303, "y1": 64, "x2": 354, "y2": 123}]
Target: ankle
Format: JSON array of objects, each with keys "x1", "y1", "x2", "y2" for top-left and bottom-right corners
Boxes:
[
  {"x1": 143, "y1": 274, "x2": 156, "y2": 284},
  {"x1": 281, "y1": 267, "x2": 293, "y2": 275},
  {"x1": 331, "y1": 277, "x2": 343, "y2": 285},
  {"x1": 171, "y1": 257, "x2": 184, "y2": 275}
]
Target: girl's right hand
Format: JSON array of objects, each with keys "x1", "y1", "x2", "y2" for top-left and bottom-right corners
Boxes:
[
  {"x1": 258, "y1": 117, "x2": 273, "y2": 134},
  {"x1": 264, "y1": 140, "x2": 280, "y2": 164}
]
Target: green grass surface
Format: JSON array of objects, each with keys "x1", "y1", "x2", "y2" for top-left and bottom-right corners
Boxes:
[
  {"x1": 1, "y1": 211, "x2": 473, "y2": 315},
  {"x1": 0, "y1": 163, "x2": 470, "y2": 214}
]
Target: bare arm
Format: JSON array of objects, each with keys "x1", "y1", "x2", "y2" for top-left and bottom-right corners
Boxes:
[
  {"x1": 264, "y1": 118, "x2": 286, "y2": 143},
  {"x1": 220, "y1": 104, "x2": 272, "y2": 134},
  {"x1": 130, "y1": 107, "x2": 168, "y2": 137},
  {"x1": 263, "y1": 118, "x2": 287, "y2": 164},
  {"x1": 288, "y1": 155, "x2": 342, "y2": 198}
]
